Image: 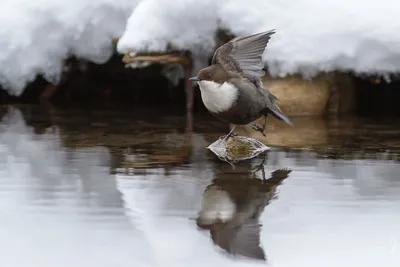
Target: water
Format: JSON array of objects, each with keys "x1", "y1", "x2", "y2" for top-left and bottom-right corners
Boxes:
[{"x1": 0, "y1": 105, "x2": 399, "y2": 267}]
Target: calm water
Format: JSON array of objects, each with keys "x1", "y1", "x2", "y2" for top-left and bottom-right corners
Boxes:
[{"x1": 0, "y1": 105, "x2": 400, "y2": 267}]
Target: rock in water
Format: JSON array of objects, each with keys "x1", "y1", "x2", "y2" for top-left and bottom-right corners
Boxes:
[{"x1": 207, "y1": 135, "x2": 269, "y2": 163}]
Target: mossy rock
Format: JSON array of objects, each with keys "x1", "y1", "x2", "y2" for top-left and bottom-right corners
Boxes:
[{"x1": 207, "y1": 135, "x2": 269, "y2": 163}]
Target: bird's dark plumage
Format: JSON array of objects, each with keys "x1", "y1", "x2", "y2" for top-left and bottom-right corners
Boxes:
[{"x1": 211, "y1": 29, "x2": 275, "y2": 79}]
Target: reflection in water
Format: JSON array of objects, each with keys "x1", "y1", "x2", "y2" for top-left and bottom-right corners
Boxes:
[
  {"x1": 1, "y1": 106, "x2": 400, "y2": 267},
  {"x1": 196, "y1": 167, "x2": 291, "y2": 261},
  {"x1": 0, "y1": 108, "x2": 146, "y2": 267},
  {"x1": 0, "y1": 108, "x2": 124, "y2": 212}
]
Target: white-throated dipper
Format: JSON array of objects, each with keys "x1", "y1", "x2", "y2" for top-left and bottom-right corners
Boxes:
[{"x1": 189, "y1": 29, "x2": 293, "y2": 140}]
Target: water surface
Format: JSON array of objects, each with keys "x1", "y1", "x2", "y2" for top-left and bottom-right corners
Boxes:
[{"x1": 0, "y1": 106, "x2": 399, "y2": 267}]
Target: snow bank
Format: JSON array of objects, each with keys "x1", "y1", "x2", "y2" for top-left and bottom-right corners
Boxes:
[
  {"x1": 1, "y1": 0, "x2": 399, "y2": 96},
  {"x1": 118, "y1": 0, "x2": 400, "y2": 79},
  {"x1": 118, "y1": 0, "x2": 220, "y2": 76},
  {"x1": 0, "y1": 0, "x2": 138, "y2": 96}
]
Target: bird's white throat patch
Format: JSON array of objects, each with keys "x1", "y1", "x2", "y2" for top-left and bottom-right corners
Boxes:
[
  {"x1": 197, "y1": 81, "x2": 238, "y2": 113},
  {"x1": 197, "y1": 186, "x2": 236, "y2": 224}
]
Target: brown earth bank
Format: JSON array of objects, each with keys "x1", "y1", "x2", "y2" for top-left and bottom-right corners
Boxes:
[
  {"x1": 261, "y1": 72, "x2": 355, "y2": 116},
  {"x1": 1, "y1": 52, "x2": 400, "y2": 118}
]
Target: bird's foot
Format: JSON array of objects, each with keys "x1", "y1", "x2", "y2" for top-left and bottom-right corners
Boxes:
[
  {"x1": 222, "y1": 131, "x2": 238, "y2": 142},
  {"x1": 252, "y1": 123, "x2": 266, "y2": 137},
  {"x1": 229, "y1": 132, "x2": 239, "y2": 138}
]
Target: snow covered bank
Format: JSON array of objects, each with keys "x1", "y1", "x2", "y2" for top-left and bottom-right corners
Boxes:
[
  {"x1": 118, "y1": 0, "x2": 400, "y2": 79},
  {"x1": 0, "y1": 0, "x2": 138, "y2": 96},
  {"x1": 1, "y1": 0, "x2": 399, "y2": 97},
  {"x1": 117, "y1": 0, "x2": 219, "y2": 75}
]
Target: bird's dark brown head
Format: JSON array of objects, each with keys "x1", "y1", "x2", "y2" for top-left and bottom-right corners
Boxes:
[{"x1": 189, "y1": 65, "x2": 227, "y2": 84}]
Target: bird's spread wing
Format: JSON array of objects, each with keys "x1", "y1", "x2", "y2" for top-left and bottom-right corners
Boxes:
[
  {"x1": 212, "y1": 29, "x2": 276, "y2": 79},
  {"x1": 211, "y1": 221, "x2": 266, "y2": 261}
]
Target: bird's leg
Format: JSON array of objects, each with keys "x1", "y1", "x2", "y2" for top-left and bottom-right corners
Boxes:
[
  {"x1": 252, "y1": 115, "x2": 267, "y2": 137},
  {"x1": 221, "y1": 125, "x2": 237, "y2": 142},
  {"x1": 252, "y1": 164, "x2": 267, "y2": 181},
  {"x1": 252, "y1": 153, "x2": 267, "y2": 181}
]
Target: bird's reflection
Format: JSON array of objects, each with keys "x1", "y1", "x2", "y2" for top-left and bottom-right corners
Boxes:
[{"x1": 195, "y1": 163, "x2": 291, "y2": 262}]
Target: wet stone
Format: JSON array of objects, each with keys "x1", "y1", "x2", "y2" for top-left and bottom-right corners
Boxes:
[{"x1": 207, "y1": 135, "x2": 270, "y2": 163}]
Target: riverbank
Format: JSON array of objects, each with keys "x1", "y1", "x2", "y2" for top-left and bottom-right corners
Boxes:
[{"x1": 2, "y1": 50, "x2": 400, "y2": 120}]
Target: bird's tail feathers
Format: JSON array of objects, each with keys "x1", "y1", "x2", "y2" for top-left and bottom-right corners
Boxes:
[
  {"x1": 269, "y1": 106, "x2": 293, "y2": 126},
  {"x1": 265, "y1": 91, "x2": 292, "y2": 126},
  {"x1": 269, "y1": 94, "x2": 280, "y2": 105}
]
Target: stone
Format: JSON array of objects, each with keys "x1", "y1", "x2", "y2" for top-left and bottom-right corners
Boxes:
[{"x1": 207, "y1": 135, "x2": 269, "y2": 164}]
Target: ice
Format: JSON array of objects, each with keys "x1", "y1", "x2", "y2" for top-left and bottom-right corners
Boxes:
[
  {"x1": 0, "y1": 0, "x2": 138, "y2": 96},
  {"x1": 118, "y1": 0, "x2": 400, "y2": 78}
]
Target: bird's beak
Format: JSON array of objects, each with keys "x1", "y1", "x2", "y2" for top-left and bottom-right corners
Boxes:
[{"x1": 189, "y1": 77, "x2": 200, "y2": 82}]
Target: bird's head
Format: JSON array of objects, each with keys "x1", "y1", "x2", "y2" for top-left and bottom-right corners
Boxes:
[
  {"x1": 189, "y1": 65, "x2": 228, "y2": 85},
  {"x1": 189, "y1": 67, "x2": 214, "y2": 82}
]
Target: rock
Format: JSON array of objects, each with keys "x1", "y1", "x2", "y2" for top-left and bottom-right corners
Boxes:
[{"x1": 207, "y1": 135, "x2": 269, "y2": 163}]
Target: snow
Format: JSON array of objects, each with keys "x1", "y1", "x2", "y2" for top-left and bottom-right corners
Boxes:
[
  {"x1": 118, "y1": 0, "x2": 400, "y2": 79},
  {"x1": 0, "y1": 0, "x2": 138, "y2": 96},
  {"x1": 1, "y1": 0, "x2": 400, "y2": 96},
  {"x1": 117, "y1": 0, "x2": 219, "y2": 75}
]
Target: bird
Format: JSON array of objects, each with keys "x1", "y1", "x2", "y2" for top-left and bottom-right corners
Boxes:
[
  {"x1": 189, "y1": 29, "x2": 293, "y2": 140},
  {"x1": 195, "y1": 167, "x2": 292, "y2": 261}
]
